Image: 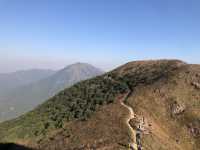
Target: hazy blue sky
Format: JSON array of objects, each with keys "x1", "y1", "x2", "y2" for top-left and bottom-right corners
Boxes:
[{"x1": 0, "y1": 0, "x2": 200, "y2": 72}]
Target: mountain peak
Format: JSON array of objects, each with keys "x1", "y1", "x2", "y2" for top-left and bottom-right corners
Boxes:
[
  {"x1": 0, "y1": 63, "x2": 104, "y2": 122},
  {"x1": 0, "y1": 60, "x2": 199, "y2": 150},
  {"x1": 59, "y1": 62, "x2": 104, "y2": 75},
  {"x1": 63, "y1": 62, "x2": 101, "y2": 70}
]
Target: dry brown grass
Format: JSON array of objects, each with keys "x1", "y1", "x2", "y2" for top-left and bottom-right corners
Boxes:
[
  {"x1": 34, "y1": 95, "x2": 131, "y2": 150},
  {"x1": 126, "y1": 64, "x2": 200, "y2": 150}
]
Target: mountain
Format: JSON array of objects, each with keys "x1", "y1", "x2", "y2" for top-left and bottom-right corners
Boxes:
[
  {"x1": 0, "y1": 69, "x2": 55, "y2": 95},
  {"x1": 0, "y1": 60, "x2": 199, "y2": 150},
  {"x1": 0, "y1": 63, "x2": 104, "y2": 122}
]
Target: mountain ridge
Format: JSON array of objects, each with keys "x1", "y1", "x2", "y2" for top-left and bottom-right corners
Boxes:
[
  {"x1": 0, "y1": 59, "x2": 199, "y2": 150},
  {"x1": 0, "y1": 69, "x2": 56, "y2": 95},
  {"x1": 0, "y1": 63, "x2": 104, "y2": 122}
]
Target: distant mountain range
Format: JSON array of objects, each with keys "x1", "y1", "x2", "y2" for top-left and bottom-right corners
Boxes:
[
  {"x1": 0, "y1": 60, "x2": 199, "y2": 150},
  {"x1": 0, "y1": 63, "x2": 104, "y2": 122},
  {"x1": 0, "y1": 69, "x2": 55, "y2": 95}
]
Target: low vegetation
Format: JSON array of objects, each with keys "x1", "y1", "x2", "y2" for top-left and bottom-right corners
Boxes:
[
  {"x1": 0, "y1": 60, "x2": 199, "y2": 150},
  {"x1": 0, "y1": 75, "x2": 129, "y2": 142}
]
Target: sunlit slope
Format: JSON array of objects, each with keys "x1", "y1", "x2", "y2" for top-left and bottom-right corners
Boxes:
[{"x1": 0, "y1": 60, "x2": 199, "y2": 150}]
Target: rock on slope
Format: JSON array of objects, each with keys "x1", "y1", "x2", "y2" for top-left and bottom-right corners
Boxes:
[{"x1": 0, "y1": 60, "x2": 199, "y2": 150}]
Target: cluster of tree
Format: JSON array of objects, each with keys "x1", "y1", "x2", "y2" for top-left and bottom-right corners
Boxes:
[
  {"x1": 39, "y1": 76, "x2": 129, "y2": 129},
  {"x1": 0, "y1": 75, "x2": 129, "y2": 140}
]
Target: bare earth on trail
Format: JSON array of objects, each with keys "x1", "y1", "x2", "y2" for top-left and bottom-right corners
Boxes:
[{"x1": 120, "y1": 92, "x2": 138, "y2": 150}]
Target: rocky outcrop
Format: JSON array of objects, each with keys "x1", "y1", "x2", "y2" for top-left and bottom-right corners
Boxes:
[
  {"x1": 131, "y1": 116, "x2": 151, "y2": 134},
  {"x1": 171, "y1": 102, "x2": 185, "y2": 115},
  {"x1": 187, "y1": 120, "x2": 200, "y2": 138},
  {"x1": 191, "y1": 81, "x2": 200, "y2": 89},
  {"x1": 129, "y1": 115, "x2": 153, "y2": 150}
]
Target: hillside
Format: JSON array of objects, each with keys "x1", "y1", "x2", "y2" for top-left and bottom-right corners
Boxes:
[
  {"x1": 0, "y1": 60, "x2": 199, "y2": 150},
  {"x1": 0, "y1": 69, "x2": 55, "y2": 95},
  {"x1": 0, "y1": 63, "x2": 103, "y2": 122}
]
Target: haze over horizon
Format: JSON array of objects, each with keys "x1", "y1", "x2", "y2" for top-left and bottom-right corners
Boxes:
[{"x1": 1, "y1": 0, "x2": 200, "y2": 73}]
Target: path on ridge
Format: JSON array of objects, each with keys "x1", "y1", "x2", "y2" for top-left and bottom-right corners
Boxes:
[{"x1": 120, "y1": 92, "x2": 138, "y2": 150}]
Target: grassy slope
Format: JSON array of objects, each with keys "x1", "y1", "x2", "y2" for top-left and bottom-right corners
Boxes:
[
  {"x1": 36, "y1": 96, "x2": 130, "y2": 150},
  {"x1": 0, "y1": 60, "x2": 199, "y2": 150},
  {"x1": 127, "y1": 64, "x2": 200, "y2": 150},
  {"x1": 0, "y1": 75, "x2": 129, "y2": 143}
]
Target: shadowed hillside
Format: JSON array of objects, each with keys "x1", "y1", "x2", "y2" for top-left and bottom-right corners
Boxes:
[
  {"x1": 0, "y1": 143, "x2": 34, "y2": 150},
  {"x1": 0, "y1": 60, "x2": 199, "y2": 150}
]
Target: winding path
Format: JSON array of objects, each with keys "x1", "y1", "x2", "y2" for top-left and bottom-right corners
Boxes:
[{"x1": 120, "y1": 93, "x2": 138, "y2": 150}]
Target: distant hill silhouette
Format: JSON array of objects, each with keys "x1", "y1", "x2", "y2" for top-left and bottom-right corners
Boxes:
[
  {"x1": 0, "y1": 63, "x2": 104, "y2": 122},
  {"x1": 0, "y1": 69, "x2": 55, "y2": 95}
]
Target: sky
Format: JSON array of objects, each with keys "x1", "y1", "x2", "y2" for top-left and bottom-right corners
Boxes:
[{"x1": 0, "y1": 0, "x2": 200, "y2": 72}]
